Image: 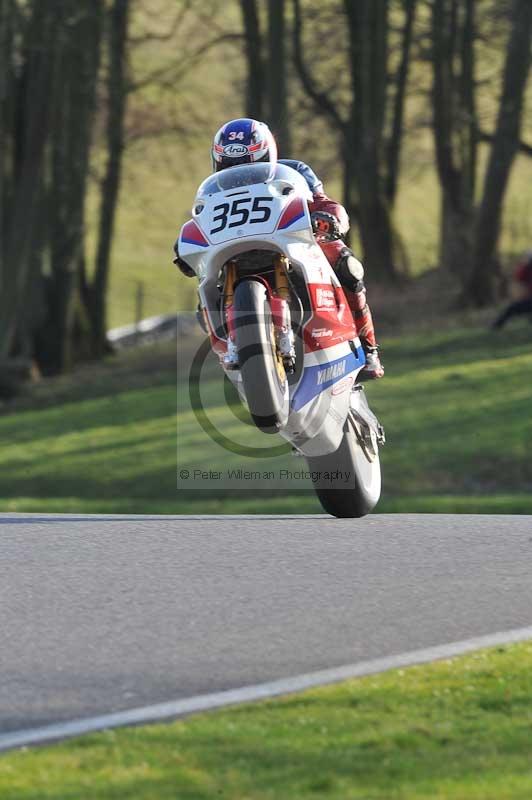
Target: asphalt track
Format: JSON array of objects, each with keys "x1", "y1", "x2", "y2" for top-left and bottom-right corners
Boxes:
[{"x1": 1, "y1": 513, "x2": 532, "y2": 750}]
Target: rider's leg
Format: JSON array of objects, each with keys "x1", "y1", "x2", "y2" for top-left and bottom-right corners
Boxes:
[
  {"x1": 319, "y1": 241, "x2": 384, "y2": 379},
  {"x1": 492, "y1": 298, "x2": 532, "y2": 330}
]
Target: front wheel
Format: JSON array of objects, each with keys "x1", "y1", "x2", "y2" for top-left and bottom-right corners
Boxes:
[
  {"x1": 233, "y1": 279, "x2": 289, "y2": 434},
  {"x1": 307, "y1": 412, "x2": 381, "y2": 518}
]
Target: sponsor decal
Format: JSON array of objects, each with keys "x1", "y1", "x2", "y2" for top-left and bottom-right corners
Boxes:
[
  {"x1": 315, "y1": 287, "x2": 336, "y2": 309},
  {"x1": 223, "y1": 143, "x2": 249, "y2": 157},
  {"x1": 311, "y1": 327, "x2": 333, "y2": 339},
  {"x1": 331, "y1": 375, "x2": 354, "y2": 395},
  {"x1": 317, "y1": 359, "x2": 346, "y2": 385}
]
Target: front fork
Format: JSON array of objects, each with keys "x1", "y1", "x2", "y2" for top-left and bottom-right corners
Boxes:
[
  {"x1": 222, "y1": 256, "x2": 296, "y2": 373},
  {"x1": 271, "y1": 255, "x2": 296, "y2": 373},
  {"x1": 222, "y1": 261, "x2": 239, "y2": 370}
]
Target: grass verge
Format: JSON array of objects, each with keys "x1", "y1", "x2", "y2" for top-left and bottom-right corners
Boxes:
[
  {"x1": 1, "y1": 642, "x2": 532, "y2": 799},
  {"x1": 1, "y1": 317, "x2": 532, "y2": 514}
]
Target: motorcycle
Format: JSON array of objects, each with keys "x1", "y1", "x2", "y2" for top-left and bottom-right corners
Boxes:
[{"x1": 178, "y1": 162, "x2": 385, "y2": 518}]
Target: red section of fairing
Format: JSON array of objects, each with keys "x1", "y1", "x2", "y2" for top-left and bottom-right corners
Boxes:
[
  {"x1": 304, "y1": 283, "x2": 357, "y2": 352},
  {"x1": 277, "y1": 197, "x2": 306, "y2": 230},
  {"x1": 181, "y1": 219, "x2": 209, "y2": 247}
]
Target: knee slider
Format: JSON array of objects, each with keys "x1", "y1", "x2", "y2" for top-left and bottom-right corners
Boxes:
[{"x1": 336, "y1": 248, "x2": 365, "y2": 290}]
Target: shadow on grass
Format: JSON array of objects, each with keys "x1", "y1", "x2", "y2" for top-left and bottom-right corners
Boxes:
[
  {"x1": 383, "y1": 322, "x2": 532, "y2": 372},
  {"x1": 0, "y1": 388, "x2": 176, "y2": 447}
]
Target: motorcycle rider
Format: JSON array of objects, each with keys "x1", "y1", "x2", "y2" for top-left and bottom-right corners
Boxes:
[{"x1": 174, "y1": 118, "x2": 384, "y2": 379}]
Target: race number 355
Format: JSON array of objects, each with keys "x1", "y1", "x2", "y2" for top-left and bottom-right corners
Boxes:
[{"x1": 210, "y1": 197, "x2": 273, "y2": 234}]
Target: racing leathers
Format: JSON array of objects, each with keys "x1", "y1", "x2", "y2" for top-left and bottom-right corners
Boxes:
[{"x1": 279, "y1": 160, "x2": 383, "y2": 378}]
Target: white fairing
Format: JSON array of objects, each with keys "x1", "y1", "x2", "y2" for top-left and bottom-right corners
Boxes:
[{"x1": 179, "y1": 163, "x2": 366, "y2": 457}]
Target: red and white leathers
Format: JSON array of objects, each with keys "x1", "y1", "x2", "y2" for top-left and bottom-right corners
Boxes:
[{"x1": 308, "y1": 192, "x2": 384, "y2": 378}]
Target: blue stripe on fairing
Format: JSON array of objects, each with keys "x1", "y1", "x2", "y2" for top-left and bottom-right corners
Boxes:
[
  {"x1": 291, "y1": 348, "x2": 365, "y2": 412},
  {"x1": 181, "y1": 236, "x2": 209, "y2": 248}
]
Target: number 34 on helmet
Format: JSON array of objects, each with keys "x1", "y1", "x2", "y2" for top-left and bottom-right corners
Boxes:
[{"x1": 212, "y1": 118, "x2": 278, "y2": 172}]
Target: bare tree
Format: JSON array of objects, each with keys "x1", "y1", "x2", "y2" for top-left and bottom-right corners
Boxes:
[
  {"x1": 387, "y1": 0, "x2": 417, "y2": 207},
  {"x1": 431, "y1": 0, "x2": 477, "y2": 276},
  {"x1": 1, "y1": 0, "x2": 239, "y2": 379},
  {"x1": 465, "y1": 0, "x2": 532, "y2": 305},
  {"x1": 0, "y1": 1, "x2": 62, "y2": 360},
  {"x1": 293, "y1": 0, "x2": 416, "y2": 281},
  {"x1": 267, "y1": 0, "x2": 291, "y2": 155},
  {"x1": 81, "y1": 0, "x2": 130, "y2": 357},
  {"x1": 39, "y1": 0, "x2": 104, "y2": 372},
  {"x1": 344, "y1": 0, "x2": 398, "y2": 280},
  {"x1": 240, "y1": 0, "x2": 264, "y2": 119},
  {"x1": 0, "y1": 0, "x2": 14, "y2": 289}
]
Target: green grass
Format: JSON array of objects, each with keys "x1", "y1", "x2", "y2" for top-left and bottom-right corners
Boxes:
[
  {"x1": 2, "y1": 641, "x2": 532, "y2": 799},
  {"x1": 1, "y1": 318, "x2": 532, "y2": 515}
]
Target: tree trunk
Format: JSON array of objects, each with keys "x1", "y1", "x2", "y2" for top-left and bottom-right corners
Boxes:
[
  {"x1": 0, "y1": 0, "x2": 14, "y2": 290},
  {"x1": 267, "y1": 0, "x2": 291, "y2": 155},
  {"x1": 0, "y1": 1, "x2": 60, "y2": 359},
  {"x1": 439, "y1": 191, "x2": 476, "y2": 277},
  {"x1": 240, "y1": 0, "x2": 264, "y2": 119},
  {"x1": 431, "y1": 0, "x2": 477, "y2": 276},
  {"x1": 36, "y1": 0, "x2": 103, "y2": 373},
  {"x1": 293, "y1": 0, "x2": 404, "y2": 275},
  {"x1": 341, "y1": 131, "x2": 359, "y2": 248},
  {"x1": 386, "y1": 0, "x2": 417, "y2": 207},
  {"x1": 344, "y1": 0, "x2": 400, "y2": 280},
  {"x1": 83, "y1": 0, "x2": 129, "y2": 358},
  {"x1": 465, "y1": 0, "x2": 532, "y2": 306}
]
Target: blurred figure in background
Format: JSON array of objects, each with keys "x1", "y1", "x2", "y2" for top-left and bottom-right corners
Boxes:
[{"x1": 492, "y1": 251, "x2": 532, "y2": 330}]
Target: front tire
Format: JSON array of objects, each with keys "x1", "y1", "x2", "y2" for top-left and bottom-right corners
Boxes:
[
  {"x1": 233, "y1": 279, "x2": 289, "y2": 434},
  {"x1": 307, "y1": 412, "x2": 381, "y2": 518}
]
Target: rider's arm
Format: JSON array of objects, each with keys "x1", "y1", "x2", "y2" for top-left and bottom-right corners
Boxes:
[
  {"x1": 278, "y1": 158, "x2": 349, "y2": 237},
  {"x1": 278, "y1": 159, "x2": 324, "y2": 194}
]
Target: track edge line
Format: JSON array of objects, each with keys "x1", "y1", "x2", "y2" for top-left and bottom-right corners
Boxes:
[{"x1": 2, "y1": 623, "x2": 532, "y2": 753}]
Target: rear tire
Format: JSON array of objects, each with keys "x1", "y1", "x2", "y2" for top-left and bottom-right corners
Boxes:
[
  {"x1": 307, "y1": 413, "x2": 381, "y2": 518},
  {"x1": 233, "y1": 279, "x2": 289, "y2": 434}
]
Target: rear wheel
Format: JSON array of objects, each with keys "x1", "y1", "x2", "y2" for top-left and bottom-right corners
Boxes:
[
  {"x1": 233, "y1": 279, "x2": 289, "y2": 434},
  {"x1": 307, "y1": 412, "x2": 381, "y2": 518}
]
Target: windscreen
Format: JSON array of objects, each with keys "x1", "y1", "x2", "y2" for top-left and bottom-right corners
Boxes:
[{"x1": 196, "y1": 163, "x2": 303, "y2": 197}]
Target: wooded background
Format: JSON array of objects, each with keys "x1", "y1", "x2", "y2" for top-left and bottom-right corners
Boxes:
[{"x1": 1, "y1": 0, "x2": 531, "y2": 378}]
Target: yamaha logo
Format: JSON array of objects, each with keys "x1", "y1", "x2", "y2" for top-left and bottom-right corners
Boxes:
[
  {"x1": 223, "y1": 144, "x2": 249, "y2": 157},
  {"x1": 316, "y1": 360, "x2": 346, "y2": 385}
]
